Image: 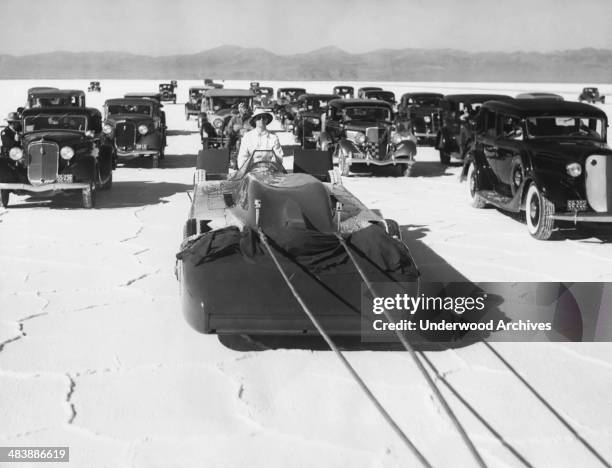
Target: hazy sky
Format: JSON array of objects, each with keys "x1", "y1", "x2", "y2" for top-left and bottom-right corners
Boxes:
[{"x1": 1, "y1": 0, "x2": 610, "y2": 55}]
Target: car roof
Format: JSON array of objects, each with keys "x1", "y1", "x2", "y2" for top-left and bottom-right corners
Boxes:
[
  {"x1": 189, "y1": 86, "x2": 208, "y2": 92},
  {"x1": 515, "y1": 92, "x2": 564, "y2": 100},
  {"x1": 401, "y1": 92, "x2": 444, "y2": 99},
  {"x1": 105, "y1": 98, "x2": 158, "y2": 106},
  {"x1": 334, "y1": 85, "x2": 354, "y2": 90},
  {"x1": 330, "y1": 99, "x2": 393, "y2": 110},
  {"x1": 27, "y1": 87, "x2": 59, "y2": 93},
  {"x1": 21, "y1": 106, "x2": 100, "y2": 117},
  {"x1": 29, "y1": 89, "x2": 85, "y2": 97},
  {"x1": 278, "y1": 87, "x2": 306, "y2": 92},
  {"x1": 297, "y1": 93, "x2": 340, "y2": 101},
  {"x1": 482, "y1": 99, "x2": 607, "y2": 119},
  {"x1": 204, "y1": 89, "x2": 255, "y2": 97},
  {"x1": 443, "y1": 94, "x2": 513, "y2": 103},
  {"x1": 364, "y1": 90, "x2": 395, "y2": 96},
  {"x1": 124, "y1": 92, "x2": 161, "y2": 99}
]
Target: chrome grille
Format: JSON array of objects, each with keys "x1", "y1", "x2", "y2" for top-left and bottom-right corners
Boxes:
[
  {"x1": 27, "y1": 141, "x2": 59, "y2": 185},
  {"x1": 115, "y1": 121, "x2": 136, "y2": 149},
  {"x1": 585, "y1": 155, "x2": 612, "y2": 212}
]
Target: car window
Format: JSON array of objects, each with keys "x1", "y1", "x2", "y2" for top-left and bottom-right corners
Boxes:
[
  {"x1": 24, "y1": 114, "x2": 88, "y2": 132},
  {"x1": 107, "y1": 104, "x2": 152, "y2": 115},
  {"x1": 526, "y1": 116, "x2": 604, "y2": 140},
  {"x1": 344, "y1": 106, "x2": 391, "y2": 121}
]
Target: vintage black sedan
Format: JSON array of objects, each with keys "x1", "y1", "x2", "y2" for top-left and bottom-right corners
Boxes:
[
  {"x1": 253, "y1": 86, "x2": 274, "y2": 110},
  {"x1": 275, "y1": 88, "x2": 306, "y2": 130},
  {"x1": 437, "y1": 93, "x2": 513, "y2": 164},
  {"x1": 578, "y1": 87, "x2": 605, "y2": 104},
  {"x1": 199, "y1": 89, "x2": 255, "y2": 148},
  {"x1": 463, "y1": 100, "x2": 611, "y2": 239},
  {"x1": 185, "y1": 86, "x2": 208, "y2": 119},
  {"x1": 319, "y1": 99, "x2": 417, "y2": 177},
  {"x1": 357, "y1": 87, "x2": 382, "y2": 99},
  {"x1": 203, "y1": 78, "x2": 224, "y2": 89},
  {"x1": 0, "y1": 107, "x2": 113, "y2": 208},
  {"x1": 293, "y1": 94, "x2": 339, "y2": 149},
  {"x1": 88, "y1": 81, "x2": 101, "y2": 92},
  {"x1": 362, "y1": 90, "x2": 396, "y2": 108},
  {"x1": 158, "y1": 84, "x2": 177, "y2": 104},
  {"x1": 397, "y1": 93, "x2": 444, "y2": 146},
  {"x1": 333, "y1": 85, "x2": 354, "y2": 99},
  {"x1": 102, "y1": 98, "x2": 167, "y2": 168},
  {"x1": 516, "y1": 92, "x2": 564, "y2": 101}
]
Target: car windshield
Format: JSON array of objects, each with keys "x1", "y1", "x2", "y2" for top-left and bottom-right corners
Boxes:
[
  {"x1": 160, "y1": 86, "x2": 172, "y2": 90},
  {"x1": 190, "y1": 89, "x2": 205, "y2": 98},
  {"x1": 525, "y1": 116, "x2": 605, "y2": 141},
  {"x1": 210, "y1": 97, "x2": 248, "y2": 110},
  {"x1": 413, "y1": 97, "x2": 442, "y2": 107},
  {"x1": 344, "y1": 106, "x2": 391, "y2": 122},
  {"x1": 31, "y1": 96, "x2": 81, "y2": 107},
  {"x1": 367, "y1": 92, "x2": 394, "y2": 101},
  {"x1": 107, "y1": 104, "x2": 152, "y2": 115},
  {"x1": 280, "y1": 90, "x2": 304, "y2": 100},
  {"x1": 303, "y1": 98, "x2": 334, "y2": 111},
  {"x1": 24, "y1": 114, "x2": 88, "y2": 132}
]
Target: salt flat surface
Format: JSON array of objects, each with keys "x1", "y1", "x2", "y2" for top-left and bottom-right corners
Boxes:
[{"x1": 0, "y1": 80, "x2": 611, "y2": 468}]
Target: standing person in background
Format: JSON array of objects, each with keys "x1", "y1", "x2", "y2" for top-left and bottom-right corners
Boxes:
[{"x1": 1, "y1": 113, "x2": 21, "y2": 157}]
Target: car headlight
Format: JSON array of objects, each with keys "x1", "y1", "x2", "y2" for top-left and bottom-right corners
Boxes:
[
  {"x1": 392, "y1": 133, "x2": 404, "y2": 144},
  {"x1": 355, "y1": 133, "x2": 366, "y2": 145},
  {"x1": 566, "y1": 162, "x2": 582, "y2": 177},
  {"x1": 423, "y1": 116, "x2": 432, "y2": 123},
  {"x1": 310, "y1": 118, "x2": 320, "y2": 125},
  {"x1": 60, "y1": 146, "x2": 74, "y2": 160},
  {"x1": 214, "y1": 118, "x2": 223, "y2": 129},
  {"x1": 102, "y1": 123, "x2": 113, "y2": 134},
  {"x1": 9, "y1": 147, "x2": 23, "y2": 161},
  {"x1": 138, "y1": 124, "x2": 148, "y2": 135}
]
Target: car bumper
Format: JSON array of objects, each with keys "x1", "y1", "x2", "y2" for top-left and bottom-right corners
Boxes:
[
  {"x1": 552, "y1": 212, "x2": 612, "y2": 222},
  {"x1": 0, "y1": 182, "x2": 89, "y2": 191},
  {"x1": 116, "y1": 149, "x2": 160, "y2": 157},
  {"x1": 345, "y1": 157, "x2": 414, "y2": 166}
]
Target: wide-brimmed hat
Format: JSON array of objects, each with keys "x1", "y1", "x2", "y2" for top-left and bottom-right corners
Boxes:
[
  {"x1": 5, "y1": 112, "x2": 19, "y2": 122},
  {"x1": 249, "y1": 109, "x2": 273, "y2": 127}
]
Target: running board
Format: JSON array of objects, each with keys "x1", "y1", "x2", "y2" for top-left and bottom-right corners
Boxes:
[{"x1": 477, "y1": 190, "x2": 521, "y2": 212}]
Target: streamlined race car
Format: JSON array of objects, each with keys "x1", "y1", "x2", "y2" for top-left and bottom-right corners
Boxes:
[{"x1": 176, "y1": 149, "x2": 419, "y2": 335}]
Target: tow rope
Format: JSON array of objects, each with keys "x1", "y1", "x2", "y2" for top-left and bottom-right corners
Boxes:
[
  {"x1": 256, "y1": 226, "x2": 432, "y2": 467},
  {"x1": 334, "y1": 231, "x2": 487, "y2": 468}
]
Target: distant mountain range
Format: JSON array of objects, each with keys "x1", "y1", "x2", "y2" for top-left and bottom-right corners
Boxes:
[{"x1": 0, "y1": 46, "x2": 610, "y2": 82}]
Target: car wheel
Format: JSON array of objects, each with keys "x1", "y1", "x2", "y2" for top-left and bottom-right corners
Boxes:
[
  {"x1": 82, "y1": 183, "x2": 96, "y2": 209},
  {"x1": 525, "y1": 183, "x2": 555, "y2": 240},
  {"x1": 439, "y1": 149, "x2": 450, "y2": 165},
  {"x1": 467, "y1": 161, "x2": 487, "y2": 208},
  {"x1": 0, "y1": 190, "x2": 10, "y2": 208}
]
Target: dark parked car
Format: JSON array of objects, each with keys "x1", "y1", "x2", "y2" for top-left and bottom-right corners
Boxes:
[
  {"x1": 362, "y1": 90, "x2": 396, "y2": 108},
  {"x1": 170, "y1": 80, "x2": 178, "y2": 89},
  {"x1": 357, "y1": 87, "x2": 382, "y2": 99},
  {"x1": 463, "y1": 99, "x2": 610, "y2": 239},
  {"x1": 88, "y1": 81, "x2": 101, "y2": 92},
  {"x1": 397, "y1": 93, "x2": 444, "y2": 146},
  {"x1": 102, "y1": 98, "x2": 167, "y2": 168},
  {"x1": 203, "y1": 78, "x2": 224, "y2": 89},
  {"x1": 333, "y1": 86, "x2": 354, "y2": 99},
  {"x1": 319, "y1": 99, "x2": 417, "y2": 177},
  {"x1": 199, "y1": 89, "x2": 255, "y2": 148},
  {"x1": 293, "y1": 94, "x2": 339, "y2": 149},
  {"x1": 437, "y1": 94, "x2": 513, "y2": 164},
  {"x1": 275, "y1": 88, "x2": 306, "y2": 130},
  {"x1": 578, "y1": 87, "x2": 605, "y2": 104},
  {"x1": 158, "y1": 84, "x2": 177, "y2": 104},
  {"x1": 253, "y1": 86, "x2": 274, "y2": 110},
  {"x1": 185, "y1": 86, "x2": 208, "y2": 120},
  {"x1": 0, "y1": 107, "x2": 113, "y2": 208},
  {"x1": 516, "y1": 92, "x2": 563, "y2": 101},
  {"x1": 27, "y1": 89, "x2": 86, "y2": 109}
]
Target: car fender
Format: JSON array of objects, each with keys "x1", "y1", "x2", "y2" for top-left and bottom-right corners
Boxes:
[
  {"x1": 338, "y1": 139, "x2": 359, "y2": 155},
  {"x1": 69, "y1": 155, "x2": 97, "y2": 183},
  {"x1": 461, "y1": 150, "x2": 494, "y2": 190}
]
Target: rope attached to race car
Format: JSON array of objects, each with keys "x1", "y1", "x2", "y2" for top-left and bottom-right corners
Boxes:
[
  {"x1": 334, "y1": 232, "x2": 488, "y2": 468},
  {"x1": 256, "y1": 225, "x2": 432, "y2": 468}
]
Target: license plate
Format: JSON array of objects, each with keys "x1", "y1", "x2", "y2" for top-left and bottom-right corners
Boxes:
[
  {"x1": 57, "y1": 174, "x2": 73, "y2": 183},
  {"x1": 135, "y1": 144, "x2": 148, "y2": 150}
]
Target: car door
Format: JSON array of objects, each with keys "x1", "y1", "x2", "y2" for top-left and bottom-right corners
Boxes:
[
  {"x1": 481, "y1": 111, "x2": 505, "y2": 189},
  {"x1": 484, "y1": 113, "x2": 521, "y2": 196}
]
